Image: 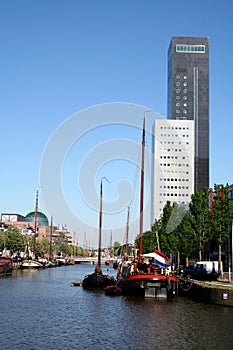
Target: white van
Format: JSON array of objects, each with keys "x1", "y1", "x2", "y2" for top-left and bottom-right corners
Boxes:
[{"x1": 194, "y1": 261, "x2": 221, "y2": 274}]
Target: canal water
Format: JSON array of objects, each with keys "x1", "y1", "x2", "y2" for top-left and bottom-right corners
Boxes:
[{"x1": 0, "y1": 264, "x2": 232, "y2": 350}]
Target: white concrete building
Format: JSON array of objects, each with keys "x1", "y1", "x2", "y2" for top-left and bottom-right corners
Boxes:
[{"x1": 153, "y1": 118, "x2": 195, "y2": 221}]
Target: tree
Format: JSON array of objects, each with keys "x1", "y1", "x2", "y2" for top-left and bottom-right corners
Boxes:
[
  {"x1": 0, "y1": 230, "x2": 7, "y2": 252},
  {"x1": 4, "y1": 226, "x2": 25, "y2": 253},
  {"x1": 113, "y1": 241, "x2": 121, "y2": 256},
  {"x1": 59, "y1": 242, "x2": 71, "y2": 255},
  {"x1": 189, "y1": 188, "x2": 211, "y2": 260},
  {"x1": 135, "y1": 230, "x2": 157, "y2": 254},
  {"x1": 151, "y1": 218, "x2": 161, "y2": 251},
  {"x1": 36, "y1": 238, "x2": 51, "y2": 257},
  {"x1": 159, "y1": 201, "x2": 174, "y2": 253},
  {"x1": 176, "y1": 211, "x2": 197, "y2": 267},
  {"x1": 210, "y1": 184, "x2": 233, "y2": 272}
]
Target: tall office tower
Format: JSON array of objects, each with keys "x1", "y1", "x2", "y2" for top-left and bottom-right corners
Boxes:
[
  {"x1": 153, "y1": 119, "x2": 195, "y2": 220},
  {"x1": 167, "y1": 36, "x2": 209, "y2": 191}
]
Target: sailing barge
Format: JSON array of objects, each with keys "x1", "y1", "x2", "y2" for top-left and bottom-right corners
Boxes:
[
  {"x1": 82, "y1": 177, "x2": 115, "y2": 289},
  {"x1": 106, "y1": 117, "x2": 178, "y2": 298}
]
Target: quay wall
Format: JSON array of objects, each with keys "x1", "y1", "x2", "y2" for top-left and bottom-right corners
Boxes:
[{"x1": 179, "y1": 278, "x2": 233, "y2": 307}]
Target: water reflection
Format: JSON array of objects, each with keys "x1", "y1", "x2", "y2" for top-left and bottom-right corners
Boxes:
[{"x1": 0, "y1": 264, "x2": 232, "y2": 350}]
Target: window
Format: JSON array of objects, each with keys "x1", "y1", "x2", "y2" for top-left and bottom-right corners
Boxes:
[{"x1": 176, "y1": 45, "x2": 205, "y2": 53}]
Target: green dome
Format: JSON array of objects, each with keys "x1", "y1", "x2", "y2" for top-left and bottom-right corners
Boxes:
[{"x1": 25, "y1": 211, "x2": 49, "y2": 226}]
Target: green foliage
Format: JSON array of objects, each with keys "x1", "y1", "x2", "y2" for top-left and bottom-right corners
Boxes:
[
  {"x1": 176, "y1": 211, "x2": 197, "y2": 257},
  {"x1": 159, "y1": 201, "x2": 184, "y2": 253},
  {"x1": 4, "y1": 226, "x2": 25, "y2": 253},
  {"x1": 76, "y1": 246, "x2": 83, "y2": 255},
  {"x1": 113, "y1": 241, "x2": 121, "y2": 255},
  {"x1": 158, "y1": 201, "x2": 173, "y2": 252},
  {"x1": 59, "y1": 242, "x2": 72, "y2": 255},
  {"x1": 36, "y1": 239, "x2": 51, "y2": 257},
  {"x1": 0, "y1": 230, "x2": 7, "y2": 251},
  {"x1": 134, "y1": 183, "x2": 233, "y2": 264},
  {"x1": 189, "y1": 188, "x2": 211, "y2": 242},
  {"x1": 135, "y1": 230, "x2": 157, "y2": 254},
  {"x1": 210, "y1": 184, "x2": 233, "y2": 247},
  {"x1": 189, "y1": 188, "x2": 211, "y2": 259},
  {"x1": 2, "y1": 183, "x2": 232, "y2": 264}
]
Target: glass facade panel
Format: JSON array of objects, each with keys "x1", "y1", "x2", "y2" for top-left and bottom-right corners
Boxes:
[{"x1": 176, "y1": 44, "x2": 205, "y2": 53}]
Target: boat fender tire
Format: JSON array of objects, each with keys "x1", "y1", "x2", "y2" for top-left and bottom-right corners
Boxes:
[{"x1": 140, "y1": 281, "x2": 146, "y2": 288}]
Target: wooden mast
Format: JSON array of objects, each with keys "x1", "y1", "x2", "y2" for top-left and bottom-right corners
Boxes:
[
  {"x1": 49, "y1": 216, "x2": 53, "y2": 260},
  {"x1": 33, "y1": 190, "x2": 39, "y2": 258},
  {"x1": 125, "y1": 206, "x2": 130, "y2": 257},
  {"x1": 97, "y1": 177, "x2": 109, "y2": 267},
  {"x1": 139, "y1": 118, "x2": 145, "y2": 262},
  {"x1": 97, "y1": 179, "x2": 103, "y2": 267}
]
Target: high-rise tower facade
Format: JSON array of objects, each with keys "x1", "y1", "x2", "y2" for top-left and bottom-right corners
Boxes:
[
  {"x1": 167, "y1": 36, "x2": 209, "y2": 191},
  {"x1": 153, "y1": 119, "x2": 195, "y2": 220}
]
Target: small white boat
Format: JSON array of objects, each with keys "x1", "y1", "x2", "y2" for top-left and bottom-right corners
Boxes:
[{"x1": 20, "y1": 260, "x2": 43, "y2": 269}]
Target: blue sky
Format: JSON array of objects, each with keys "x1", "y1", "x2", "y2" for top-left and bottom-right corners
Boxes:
[{"x1": 1, "y1": 1, "x2": 233, "y2": 247}]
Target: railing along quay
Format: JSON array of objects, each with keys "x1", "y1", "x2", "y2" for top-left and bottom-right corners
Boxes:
[{"x1": 74, "y1": 257, "x2": 111, "y2": 264}]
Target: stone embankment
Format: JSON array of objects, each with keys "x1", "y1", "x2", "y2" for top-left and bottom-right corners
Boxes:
[{"x1": 178, "y1": 273, "x2": 233, "y2": 307}]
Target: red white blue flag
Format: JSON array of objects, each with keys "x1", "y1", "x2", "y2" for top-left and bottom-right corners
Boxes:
[{"x1": 154, "y1": 250, "x2": 170, "y2": 269}]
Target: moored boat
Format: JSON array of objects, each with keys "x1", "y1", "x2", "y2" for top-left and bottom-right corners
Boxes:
[
  {"x1": 20, "y1": 259, "x2": 44, "y2": 269},
  {"x1": 0, "y1": 257, "x2": 13, "y2": 275},
  {"x1": 46, "y1": 260, "x2": 58, "y2": 268},
  {"x1": 117, "y1": 268, "x2": 177, "y2": 298},
  {"x1": 81, "y1": 177, "x2": 115, "y2": 289},
  {"x1": 114, "y1": 117, "x2": 178, "y2": 298},
  {"x1": 82, "y1": 268, "x2": 116, "y2": 289},
  {"x1": 116, "y1": 251, "x2": 178, "y2": 298}
]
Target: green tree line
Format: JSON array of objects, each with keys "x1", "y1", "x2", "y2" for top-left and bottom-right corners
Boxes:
[
  {"x1": 135, "y1": 184, "x2": 233, "y2": 268},
  {"x1": 0, "y1": 226, "x2": 81, "y2": 257}
]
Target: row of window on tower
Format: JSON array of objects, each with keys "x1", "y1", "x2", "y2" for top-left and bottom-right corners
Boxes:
[
  {"x1": 159, "y1": 178, "x2": 189, "y2": 182},
  {"x1": 160, "y1": 193, "x2": 190, "y2": 197},
  {"x1": 160, "y1": 133, "x2": 189, "y2": 137},
  {"x1": 160, "y1": 185, "x2": 189, "y2": 190},
  {"x1": 175, "y1": 74, "x2": 188, "y2": 116},
  {"x1": 159, "y1": 126, "x2": 190, "y2": 130}
]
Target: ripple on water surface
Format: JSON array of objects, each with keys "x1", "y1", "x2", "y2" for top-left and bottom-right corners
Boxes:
[{"x1": 0, "y1": 265, "x2": 232, "y2": 350}]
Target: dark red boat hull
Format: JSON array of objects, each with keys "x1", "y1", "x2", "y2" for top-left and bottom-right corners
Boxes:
[
  {"x1": 0, "y1": 257, "x2": 13, "y2": 275},
  {"x1": 117, "y1": 273, "x2": 178, "y2": 298}
]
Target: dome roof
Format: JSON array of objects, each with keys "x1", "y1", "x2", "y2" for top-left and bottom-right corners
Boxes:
[{"x1": 25, "y1": 211, "x2": 49, "y2": 226}]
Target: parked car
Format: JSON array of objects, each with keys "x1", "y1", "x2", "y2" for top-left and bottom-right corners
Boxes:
[{"x1": 181, "y1": 261, "x2": 220, "y2": 281}]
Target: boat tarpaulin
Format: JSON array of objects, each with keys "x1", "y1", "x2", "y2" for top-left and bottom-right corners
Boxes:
[{"x1": 142, "y1": 250, "x2": 170, "y2": 269}]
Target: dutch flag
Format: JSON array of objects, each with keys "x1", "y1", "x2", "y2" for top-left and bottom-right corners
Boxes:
[{"x1": 154, "y1": 250, "x2": 170, "y2": 269}]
